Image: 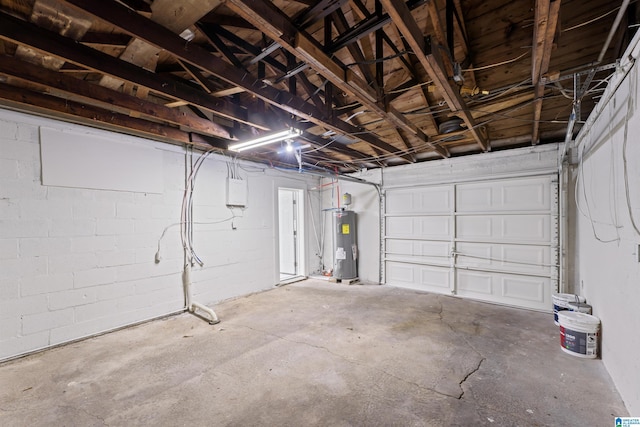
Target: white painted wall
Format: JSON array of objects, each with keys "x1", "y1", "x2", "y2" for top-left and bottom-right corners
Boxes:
[
  {"x1": 0, "y1": 108, "x2": 320, "y2": 361},
  {"x1": 571, "y1": 37, "x2": 640, "y2": 414}
]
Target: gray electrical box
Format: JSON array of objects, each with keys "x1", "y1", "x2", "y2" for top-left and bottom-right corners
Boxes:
[{"x1": 333, "y1": 210, "x2": 357, "y2": 280}]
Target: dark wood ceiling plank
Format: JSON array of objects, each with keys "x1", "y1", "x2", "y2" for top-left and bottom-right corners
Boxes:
[
  {"x1": 381, "y1": 0, "x2": 489, "y2": 152},
  {"x1": 61, "y1": 0, "x2": 411, "y2": 162},
  {"x1": 0, "y1": 54, "x2": 232, "y2": 139},
  {"x1": 0, "y1": 82, "x2": 222, "y2": 150},
  {"x1": 0, "y1": 11, "x2": 265, "y2": 129}
]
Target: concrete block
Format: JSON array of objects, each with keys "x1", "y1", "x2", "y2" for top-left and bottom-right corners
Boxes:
[
  {"x1": 0, "y1": 277, "x2": 19, "y2": 299},
  {"x1": 48, "y1": 288, "x2": 97, "y2": 310},
  {"x1": 134, "y1": 192, "x2": 164, "y2": 204},
  {"x1": 21, "y1": 273, "x2": 73, "y2": 297},
  {"x1": 116, "y1": 202, "x2": 151, "y2": 219},
  {"x1": 0, "y1": 119, "x2": 18, "y2": 140},
  {"x1": 0, "y1": 158, "x2": 18, "y2": 180},
  {"x1": 0, "y1": 315, "x2": 19, "y2": 341},
  {"x1": 72, "y1": 200, "x2": 116, "y2": 219},
  {"x1": 0, "y1": 238, "x2": 17, "y2": 259},
  {"x1": 49, "y1": 219, "x2": 96, "y2": 237},
  {"x1": 48, "y1": 253, "x2": 97, "y2": 275},
  {"x1": 71, "y1": 235, "x2": 116, "y2": 253},
  {"x1": 73, "y1": 267, "x2": 117, "y2": 289},
  {"x1": 0, "y1": 331, "x2": 49, "y2": 361},
  {"x1": 16, "y1": 122, "x2": 39, "y2": 143},
  {"x1": 0, "y1": 219, "x2": 49, "y2": 238},
  {"x1": 20, "y1": 199, "x2": 72, "y2": 220},
  {"x1": 96, "y1": 250, "x2": 136, "y2": 268},
  {"x1": 0, "y1": 294, "x2": 48, "y2": 319},
  {"x1": 74, "y1": 300, "x2": 119, "y2": 323},
  {"x1": 93, "y1": 190, "x2": 134, "y2": 203},
  {"x1": 0, "y1": 199, "x2": 20, "y2": 220},
  {"x1": 133, "y1": 218, "x2": 166, "y2": 234},
  {"x1": 0, "y1": 181, "x2": 47, "y2": 200},
  {"x1": 0, "y1": 256, "x2": 47, "y2": 280},
  {"x1": 151, "y1": 204, "x2": 180, "y2": 220},
  {"x1": 96, "y1": 218, "x2": 134, "y2": 236},
  {"x1": 17, "y1": 158, "x2": 41, "y2": 181},
  {"x1": 116, "y1": 263, "x2": 154, "y2": 283},
  {"x1": 133, "y1": 274, "x2": 177, "y2": 295},
  {"x1": 117, "y1": 293, "x2": 153, "y2": 312},
  {"x1": 117, "y1": 233, "x2": 157, "y2": 250},
  {"x1": 46, "y1": 187, "x2": 94, "y2": 201},
  {"x1": 0, "y1": 141, "x2": 36, "y2": 161},
  {"x1": 20, "y1": 237, "x2": 71, "y2": 257},
  {"x1": 95, "y1": 282, "x2": 135, "y2": 301},
  {"x1": 22, "y1": 308, "x2": 74, "y2": 335}
]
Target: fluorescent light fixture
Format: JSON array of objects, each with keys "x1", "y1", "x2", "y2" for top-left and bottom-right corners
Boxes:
[{"x1": 228, "y1": 128, "x2": 302, "y2": 152}]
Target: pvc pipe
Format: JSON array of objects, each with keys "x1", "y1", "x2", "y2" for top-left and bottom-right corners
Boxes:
[{"x1": 183, "y1": 262, "x2": 220, "y2": 325}]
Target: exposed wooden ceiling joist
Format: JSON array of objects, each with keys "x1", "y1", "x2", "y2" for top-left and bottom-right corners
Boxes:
[
  {"x1": 531, "y1": 0, "x2": 561, "y2": 145},
  {"x1": 62, "y1": 0, "x2": 414, "y2": 164},
  {"x1": 226, "y1": 0, "x2": 448, "y2": 159},
  {"x1": 380, "y1": 0, "x2": 489, "y2": 152}
]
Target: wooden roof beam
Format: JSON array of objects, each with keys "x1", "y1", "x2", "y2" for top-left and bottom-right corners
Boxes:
[
  {"x1": 0, "y1": 82, "x2": 222, "y2": 151},
  {"x1": 380, "y1": 0, "x2": 488, "y2": 152},
  {"x1": 0, "y1": 54, "x2": 233, "y2": 139},
  {"x1": 0, "y1": 11, "x2": 265, "y2": 129},
  {"x1": 531, "y1": 0, "x2": 560, "y2": 145},
  {"x1": 226, "y1": 0, "x2": 446, "y2": 159},
  {"x1": 61, "y1": 0, "x2": 403, "y2": 162}
]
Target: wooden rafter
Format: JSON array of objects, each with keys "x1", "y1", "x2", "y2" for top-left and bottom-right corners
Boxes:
[
  {"x1": 0, "y1": 82, "x2": 222, "y2": 150},
  {"x1": 225, "y1": 0, "x2": 447, "y2": 159},
  {"x1": 59, "y1": 0, "x2": 390, "y2": 162},
  {"x1": 0, "y1": 10, "x2": 267, "y2": 129},
  {"x1": 380, "y1": 0, "x2": 488, "y2": 152},
  {"x1": 531, "y1": 0, "x2": 561, "y2": 145},
  {"x1": 0, "y1": 54, "x2": 232, "y2": 139}
]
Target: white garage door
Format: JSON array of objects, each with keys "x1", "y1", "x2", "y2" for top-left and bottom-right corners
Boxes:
[{"x1": 384, "y1": 175, "x2": 558, "y2": 311}]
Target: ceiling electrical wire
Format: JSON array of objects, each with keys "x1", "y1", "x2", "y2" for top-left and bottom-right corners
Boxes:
[
  {"x1": 463, "y1": 51, "x2": 530, "y2": 72},
  {"x1": 562, "y1": 5, "x2": 623, "y2": 33}
]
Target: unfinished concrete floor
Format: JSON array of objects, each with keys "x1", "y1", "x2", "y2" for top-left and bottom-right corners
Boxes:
[{"x1": 0, "y1": 279, "x2": 628, "y2": 426}]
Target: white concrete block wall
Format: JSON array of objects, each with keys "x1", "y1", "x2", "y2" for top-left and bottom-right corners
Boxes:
[
  {"x1": 572, "y1": 38, "x2": 640, "y2": 414},
  {"x1": 0, "y1": 108, "x2": 321, "y2": 361}
]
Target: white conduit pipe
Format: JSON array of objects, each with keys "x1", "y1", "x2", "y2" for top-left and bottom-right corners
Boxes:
[{"x1": 183, "y1": 261, "x2": 220, "y2": 325}]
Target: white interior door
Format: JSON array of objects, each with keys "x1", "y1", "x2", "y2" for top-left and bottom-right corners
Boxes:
[
  {"x1": 384, "y1": 175, "x2": 558, "y2": 311},
  {"x1": 279, "y1": 189, "x2": 297, "y2": 277}
]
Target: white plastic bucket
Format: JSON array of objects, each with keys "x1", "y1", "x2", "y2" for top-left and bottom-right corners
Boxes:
[
  {"x1": 567, "y1": 301, "x2": 592, "y2": 315},
  {"x1": 552, "y1": 293, "x2": 586, "y2": 325},
  {"x1": 558, "y1": 311, "x2": 600, "y2": 359}
]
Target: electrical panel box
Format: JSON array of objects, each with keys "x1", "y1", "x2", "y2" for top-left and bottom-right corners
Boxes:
[{"x1": 226, "y1": 177, "x2": 247, "y2": 207}]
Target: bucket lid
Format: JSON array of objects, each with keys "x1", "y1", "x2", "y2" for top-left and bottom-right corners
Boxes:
[
  {"x1": 567, "y1": 301, "x2": 592, "y2": 309},
  {"x1": 552, "y1": 293, "x2": 586, "y2": 303},
  {"x1": 557, "y1": 310, "x2": 600, "y2": 327}
]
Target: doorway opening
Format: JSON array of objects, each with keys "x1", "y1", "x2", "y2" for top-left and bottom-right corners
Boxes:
[{"x1": 278, "y1": 188, "x2": 306, "y2": 284}]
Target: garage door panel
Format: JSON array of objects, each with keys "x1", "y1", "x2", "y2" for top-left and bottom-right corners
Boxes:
[
  {"x1": 386, "y1": 186, "x2": 453, "y2": 214},
  {"x1": 386, "y1": 216, "x2": 452, "y2": 240},
  {"x1": 456, "y1": 270, "x2": 550, "y2": 310},
  {"x1": 457, "y1": 177, "x2": 550, "y2": 212},
  {"x1": 456, "y1": 242, "x2": 551, "y2": 276},
  {"x1": 456, "y1": 215, "x2": 550, "y2": 243},
  {"x1": 386, "y1": 239, "x2": 450, "y2": 266},
  {"x1": 384, "y1": 174, "x2": 557, "y2": 312},
  {"x1": 386, "y1": 261, "x2": 451, "y2": 294}
]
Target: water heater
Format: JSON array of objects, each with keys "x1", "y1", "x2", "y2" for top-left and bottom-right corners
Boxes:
[{"x1": 333, "y1": 210, "x2": 357, "y2": 279}]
